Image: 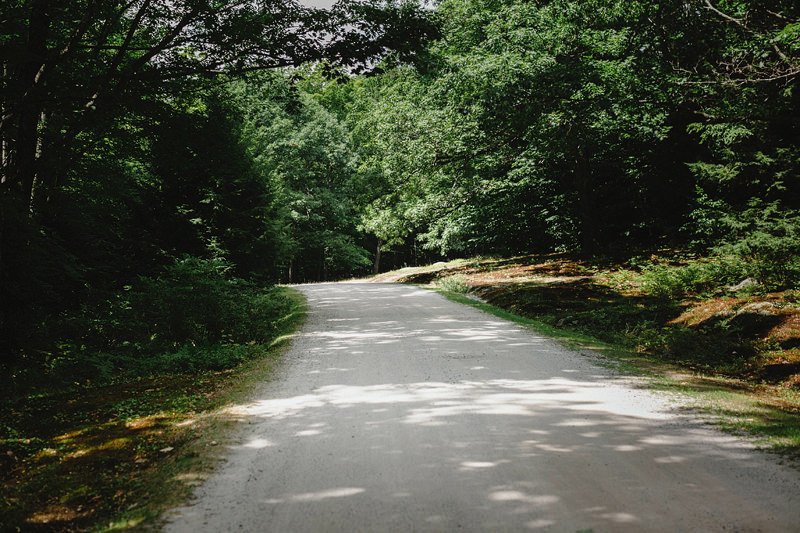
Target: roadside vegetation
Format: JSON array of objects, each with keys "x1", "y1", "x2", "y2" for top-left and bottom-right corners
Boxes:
[
  {"x1": 378, "y1": 254, "x2": 800, "y2": 454},
  {"x1": 0, "y1": 285, "x2": 305, "y2": 531}
]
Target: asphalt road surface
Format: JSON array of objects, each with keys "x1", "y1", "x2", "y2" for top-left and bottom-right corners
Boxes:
[{"x1": 165, "y1": 282, "x2": 800, "y2": 532}]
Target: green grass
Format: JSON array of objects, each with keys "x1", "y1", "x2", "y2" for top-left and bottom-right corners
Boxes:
[
  {"x1": 0, "y1": 287, "x2": 307, "y2": 532},
  {"x1": 434, "y1": 288, "x2": 800, "y2": 458}
]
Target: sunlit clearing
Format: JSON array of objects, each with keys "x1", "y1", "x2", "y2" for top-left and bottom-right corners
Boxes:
[
  {"x1": 600, "y1": 512, "x2": 640, "y2": 523},
  {"x1": 33, "y1": 448, "x2": 58, "y2": 459},
  {"x1": 28, "y1": 507, "x2": 81, "y2": 523},
  {"x1": 460, "y1": 460, "x2": 507, "y2": 471},
  {"x1": 295, "y1": 429, "x2": 322, "y2": 436},
  {"x1": 488, "y1": 491, "x2": 560, "y2": 505},
  {"x1": 526, "y1": 519, "x2": 557, "y2": 528},
  {"x1": 654, "y1": 455, "x2": 687, "y2": 463},
  {"x1": 126, "y1": 417, "x2": 157, "y2": 429},
  {"x1": 174, "y1": 472, "x2": 208, "y2": 486},
  {"x1": 103, "y1": 516, "x2": 146, "y2": 530}
]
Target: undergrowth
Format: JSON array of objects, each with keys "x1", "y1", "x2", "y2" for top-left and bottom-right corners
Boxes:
[
  {"x1": 435, "y1": 274, "x2": 470, "y2": 293},
  {"x1": 0, "y1": 284, "x2": 306, "y2": 531},
  {"x1": 4, "y1": 257, "x2": 298, "y2": 396}
]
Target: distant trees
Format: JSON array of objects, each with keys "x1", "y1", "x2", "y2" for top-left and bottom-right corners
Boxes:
[{"x1": 229, "y1": 73, "x2": 371, "y2": 282}]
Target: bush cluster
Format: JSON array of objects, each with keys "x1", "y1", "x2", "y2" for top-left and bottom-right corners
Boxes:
[
  {"x1": 641, "y1": 224, "x2": 800, "y2": 298},
  {"x1": 8, "y1": 257, "x2": 299, "y2": 390},
  {"x1": 435, "y1": 275, "x2": 471, "y2": 294},
  {"x1": 640, "y1": 256, "x2": 749, "y2": 298},
  {"x1": 103, "y1": 257, "x2": 289, "y2": 351}
]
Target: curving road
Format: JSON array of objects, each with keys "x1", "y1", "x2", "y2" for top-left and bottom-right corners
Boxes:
[{"x1": 165, "y1": 282, "x2": 800, "y2": 532}]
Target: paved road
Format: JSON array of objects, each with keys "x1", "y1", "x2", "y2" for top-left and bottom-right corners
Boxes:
[{"x1": 165, "y1": 282, "x2": 800, "y2": 532}]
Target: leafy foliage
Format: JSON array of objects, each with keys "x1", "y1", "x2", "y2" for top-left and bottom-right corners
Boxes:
[
  {"x1": 640, "y1": 257, "x2": 749, "y2": 298},
  {"x1": 327, "y1": 0, "x2": 798, "y2": 281},
  {"x1": 2, "y1": 0, "x2": 799, "y2": 387},
  {"x1": 0, "y1": 1, "x2": 435, "y2": 377}
]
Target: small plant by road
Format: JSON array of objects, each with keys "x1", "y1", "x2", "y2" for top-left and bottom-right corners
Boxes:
[{"x1": 435, "y1": 274, "x2": 471, "y2": 294}]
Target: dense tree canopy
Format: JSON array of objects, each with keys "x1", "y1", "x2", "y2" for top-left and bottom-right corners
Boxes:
[
  {"x1": 1, "y1": 0, "x2": 798, "y2": 381},
  {"x1": 0, "y1": 0, "x2": 436, "y2": 372},
  {"x1": 337, "y1": 0, "x2": 798, "y2": 260}
]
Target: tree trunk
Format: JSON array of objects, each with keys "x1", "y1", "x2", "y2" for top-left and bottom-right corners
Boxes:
[
  {"x1": 11, "y1": 0, "x2": 50, "y2": 204},
  {"x1": 28, "y1": 111, "x2": 47, "y2": 213},
  {"x1": 575, "y1": 145, "x2": 595, "y2": 258},
  {"x1": 373, "y1": 239, "x2": 382, "y2": 275},
  {"x1": 1, "y1": 62, "x2": 8, "y2": 184}
]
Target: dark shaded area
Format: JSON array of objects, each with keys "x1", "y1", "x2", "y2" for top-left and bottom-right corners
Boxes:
[{"x1": 0, "y1": 288, "x2": 305, "y2": 531}]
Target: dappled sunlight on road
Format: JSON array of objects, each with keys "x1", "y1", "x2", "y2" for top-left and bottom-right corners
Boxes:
[
  {"x1": 166, "y1": 283, "x2": 800, "y2": 532},
  {"x1": 227, "y1": 378, "x2": 674, "y2": 423},
  {"x1": 263, "y1": 487, "x2": 365, "y2": 504}
]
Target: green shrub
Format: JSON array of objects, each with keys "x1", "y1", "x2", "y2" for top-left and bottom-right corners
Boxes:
[
  {"x1": 32, "y1": 256, "x2": 302, "y2": 383},
  {"x1": 129, "y1": 256, "x2": 245, "y2": 348},
  {"x1": 144, "y1": 344, "x2": 260, "y2": 374},
  {"x1": 640, "y1": 256, "x2": 748, "y2": 298},
  {"x1": 436, "y1": 274, "x2": 470, "y2": 293},
  {"x1": 713, "y1": 204, "x2": 800, "y2": 291},
  {"x1": 97, "y1": 256, "x2": 296, "y2": 351},
  {"x1": 715, "y1": 231, "x2": 800, "y2": 292}
]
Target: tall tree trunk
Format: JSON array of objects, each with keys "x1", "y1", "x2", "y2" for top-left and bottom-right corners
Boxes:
[
  {"x1": 14, "y1": 0, "x2": 50, "y2": 204},
  {"x1": 0, "y1": 193, "x2": 5, "y2": 353},
  {"x1": 1, "y1": 62, "x2": 8, "y2": 185},
  {"x1": 16, "y1": 99, "x2": 45, "y2": 205},
  {"x1": 373, "y1": 239, "x2": 382, "y2": 275},
  {"x1": 28, "y1": 111, "x2": 46, "y2": 213},
  {"x1": 575, "y1": 145, "x2": 595, "y2": 257}
]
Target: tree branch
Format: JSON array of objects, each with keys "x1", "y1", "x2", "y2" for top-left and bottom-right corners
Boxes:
[{"x1": 703, "y1": 0, "x2": 746, "y2": 28}]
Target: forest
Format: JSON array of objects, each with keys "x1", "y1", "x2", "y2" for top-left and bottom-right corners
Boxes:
[
  {"x1": 1, "y1": 0, "x2": 799, "y2": 402},
  {"x1": 1, "y1": 0, "x2": 799, "y2": 528}
]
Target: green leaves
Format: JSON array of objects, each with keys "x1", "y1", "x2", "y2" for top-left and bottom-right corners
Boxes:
[
  {"x1": 332, "y1": 0, "x2": 798, "y2": 262},
  {"x1": 228, "y1": 72, "x2": 372, "y2": 281}
]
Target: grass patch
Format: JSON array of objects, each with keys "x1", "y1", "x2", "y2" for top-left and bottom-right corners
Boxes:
[
  {"x1": 0, "y1": 287, "x2": 306, "y2": 532},
  {"x1": 434, "y1": 274, "x2": 471, "y2": 294},
  {"x1": 434, "y1": 287, "x2": 800, "y2": 457}
]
